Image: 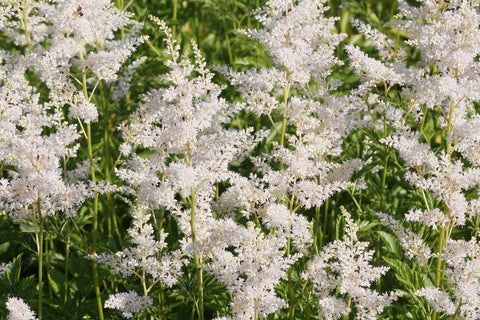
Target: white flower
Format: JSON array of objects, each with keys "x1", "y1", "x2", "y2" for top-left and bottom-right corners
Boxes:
[
  {"x1": 104, "y1": 291, "x2": 153, "y2": 318},
  {"x1": 6, "y1": 297, "x2": 38, "y2": 320},
  {"x1": 416, "y1": 287, "x2": 456, "y2": 315},
  {"x1": 0, "y1": 68, "x2": 91, "y2": 221},
  {"x1": 305, "y1": 208, "x2": 401, "y2": 319},
  {"x1": 205, "y1": 221, "x2": 292, "y2": 320},
  {"x1": 69, "y1": 102, "x2": 98, "y2": 123},
  {"x1": 318, "y1": 296, "x2": 350, "y2": 320},
  {"x1": 92, "y1": 206, "x2": 184, "y2": 286},
  {"x1": 112, "y1": 57, "x2": 147, "y2": 102},
  {"x1": 0, "y1": 261, "x2": 12, "y2": 277}
]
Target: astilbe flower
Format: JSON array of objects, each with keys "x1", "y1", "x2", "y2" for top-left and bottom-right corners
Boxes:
[
  {"x1": 104, "y1": 291, "x2": 153, "y2": 319},
  {"x1": 218, "y1": 0, "x2": 365, "y2": 249},
  {"x1": 303, "y1": 208, "x2": 401, "y2": 320},
  {"x1": 376, "y1": 212, "x2": 431, "y2": 266},
  {"x1": 117, "y1": 16, "x2": 262, "y2": 258},
  {"x1": 93, "y1": 206, "x2": 184, "y2": 318},
  {"x1": 0, "y1": 0, "x2": 46, "y2": 48},
  {"x1": 214, "y1": 0, "x2": 368, "y2": 316},
  {"x1": 348, "y1": 0, "x2": 480, "y2": 318},
  {"x1": 5, "y1": 297, "x2": 38, "y2": 320},
  {"x1": 33, "y1": 0, "x2": 146, "y2": 114},
  {"x1": 205, "y1": 220, "x2": 295, "y2": 319},
  {"x1": 92, "y1": 206, "x2": 184, "y2": 292},
  {"x1": 0, "y1": 65, "x2": 91, "y2": 221},
  {"x1": 0, "y1": 261, "x2": 12, "y2": 276},
  {"x1": 0, "y1": 0, "x2": 145, "y2": 124},
  {"x1": 345, "y1": 18, "x2": 407, "y2": 96},
  {"x1": 442, "y1": 239, "x2": 480, "y2": 319},
  {"x1": 389, "y1": 0, "x2": 480, "y2": 227},
  {"x1": 415, "y1": 237, "x2": 480, "y2": 319},
  {"x1": 414, "y1": 238, "x2": 480, "y2": 319},
  {"x1": 115, "y1": 17, "x2": 267, "y2": 319},
  {"x1": 349, "y1": 0, "x2": 480, "y2": 228},
  {"x1": 0, "y1": 0, "x2": 144, "y2": 222},
  {"x1": 111, "y1": 56, "x2": 147, "y2": 102},
  {"x1": 218, "y1": 0, "x2": 366, "y2": 223},
  {"x1": 382, "y1": 115, "x2": 480, "y2": 228},
  {"x1": 353, "y1": 0, "x2": 480, "y2": 240},
  {"x1": 1, "y1": 0, "x2": 145, "y2": 116}
]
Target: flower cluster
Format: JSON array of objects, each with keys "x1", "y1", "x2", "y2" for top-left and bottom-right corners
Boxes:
[
  {"x1": 304, "y1": 208, "x2": 401, "y2": 319},
  {"x1": 104, "y1": 291, "x2": 153, "y2": 319},
  {"x1": 91, "y1": 206, "x2": 184, "y2": 290},
  {"x1": 6, "y1": 297, "x2": 38, "y2": 320},
  {"x1": 0, "y1": 65, "x2": 87, "y2": 221},
  {"x1": 419, "y1": 238, "x2": 480, "y2": 319},
  {"x1": 348, "y1": 0, "x2": 480, "y2": 318},
  {"x1": 0, "y1": 262, "x2": 12, "y2": 279}
]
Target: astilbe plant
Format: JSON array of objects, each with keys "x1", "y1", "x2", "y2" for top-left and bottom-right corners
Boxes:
[
  {"x1": 6, "y1": 0, "x2": 480, "y2": 318},
  {"x1": 218, "y1": 0, "x2": 367, "y2": 245},
  {"x1": 0, "y1": 0, "x2": 146, "y2": 319},
  {"x1": 216, "y1": 0, "x2": 369, "y2": 317},
  {"x1": 0, "y1": 47, "x2": 88, "y2": 320},
  {"x1": 348, "y1": 0, "x2": 480, "y2": 318},
  {"x1": 111, "y1": 17, "x2": 264, "y2": 319},
  {"x1": 303, "y1": 207, "x2": 401, "y2": 320},
  {"x1": 92, "y1": 205, "x2": 184, "y2": 318}
]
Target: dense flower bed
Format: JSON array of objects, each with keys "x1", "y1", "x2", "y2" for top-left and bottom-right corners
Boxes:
[{"x1": 1, "y1": 0, "x2": 480, "y2": 319}]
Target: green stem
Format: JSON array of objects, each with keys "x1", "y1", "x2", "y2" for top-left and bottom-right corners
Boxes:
[
  {"x1": 190, "y1": 187, "x2": 204, "y2": 320},
  {"x1": 78, "y1": 37, "x2": 104, "y2": 319},
  {"x1": 288, "y1": 269, "x2": 295, "y2": 320},
  {"x1": 44, "y1": 238, "x2": 51, "y2": 298},
  {"x1": 104, "y1": 109, "x2": 118, "y2": 238},
  {"x1": 446, "y1": 98, "x2": 455, "y2": 155},
  {"x1": 435, "y1": 227, "x2": 445, "y2": 288},
  {"x1": 195, "y1": 254, "x2": 204, "y2": 320},
  {"x1": 87, "y1": 123, "x2": 104, "y2": 320},
  {"x1": 381, "y1": 114, "x2": 389, "y2": 211},
  {"x1": 280, "y1": 82, "x2": 290, "y2": 150},
  {"x1": 347, "y1": 187, "x2": 363, "y2": 214},
  {"x1": 313, "y1": 205, "x2": 321, "y2": 254},
  {"x1": 453, "y1": 299, "x2": 463, "y2": 319},
  {"x1": 21, "y1": 2, "x2": 31, "y2": 51},
  {"x1": 342, "y1": 296, "x2": 352, "y2": 320},
  {"x1": 172, "y1": 0, "x2": 178, "y2": 37},
  {"x1": 159, "y1": 282, "x2": 166, "y2": 319},
  {"x1": 286, "y1": 223, "x2": 295, "y2": 319},
  {"x1": 376, "y1": 234, "x2": 382, "y2": 291},
  {"x1": 104, "y1": 125, "x2": 111, "y2": 238},
  {"x1": 433, "y1": 226, "x2": 446, "y2": 320},
  {"x1": 222, "y1": 15, "x2": 234, "y2": 65},
  {"x1": 323, "y1": 198, "x2": 329, "y2": 240},
  {"x1": 419, "y1": 105, "x2": 429, "y2": 143},
  {"x1": 64, "y1": 231, "x2": 70, "y2": 304},
  {"x1": 380, "y1": 153, "x2": 389, "y2": 211},
  {"x1": 475, "y1": 216, "x2": 480, "y2": 240},
  {"x1": 187, "y1": 139, "x2": 204, "y2": 320},
  {"x1": 38, "y1": 211, "x2": 44, "y2": 320},
  {"x1": 256, "y1": 0, "x2": 260, "y2": 29},
  {"x1": 285, "y1": 184, "x2": 297, "y2": 320},
  {"x1": 438, "y1": 0, "x2": 444, "y2": 11}
]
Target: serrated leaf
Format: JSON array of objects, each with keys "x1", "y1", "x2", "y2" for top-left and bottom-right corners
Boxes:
[{"x1": 377, "y1": 230, "x2": 402, "y2": 257}]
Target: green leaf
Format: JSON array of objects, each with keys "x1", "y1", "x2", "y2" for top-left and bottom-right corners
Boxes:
[{"x1": 377, "y1": 230, "x2": 402, "y2": 257}]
